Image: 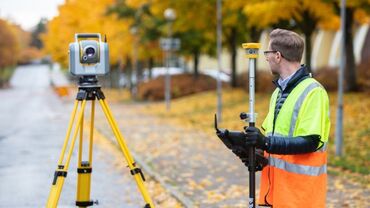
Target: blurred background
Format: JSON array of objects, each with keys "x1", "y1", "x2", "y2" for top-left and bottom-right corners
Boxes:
[
  {"x1": 0, "y1": 0, "x2": 369, "y2": 207},
  {"x1": 1, "y1": 0, "x2": 369, "y2": 92}
]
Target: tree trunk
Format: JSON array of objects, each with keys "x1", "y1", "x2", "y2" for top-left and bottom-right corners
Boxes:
[
  {"x1": 305, "y1": 32, "x2": 313, "y2": 72},
  {"x1": 300, "y1": 10, "x2": 317, "y2": 73},
  {"x1": 126, "y1": 57, "x2": 133, "y2": 90},
  {"x1": 148, "y1": 57, "x2": 154, "y2": 79},
  {"x1": 0, "y1": 68, "x2": 4, "y2": 87},
  {"x1": 110, "y1": 66, "x2": 120, "y2": 88},
  {"x1": 228, "y1": 27, "x2": 238, "y2": 88},
  {"x1": 344, "y1": 7, "x2": 358, "y2": 92},
  {"x1": 297, "y1": 10, "x2": 318, "y2": 72},
  {"x1": 137, "y1": 60, "x2": 143, "y2": 83},
  {"x1": 193, "y1": 49, "x2": 200, "y2": 79},
  {"x1": 250, "y1": 27, "x2": 261, "y2": 42}
]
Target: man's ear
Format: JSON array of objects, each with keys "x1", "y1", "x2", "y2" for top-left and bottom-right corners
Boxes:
[{"x1": 276, "y1": 51, "x2": 282, "y2": 63}]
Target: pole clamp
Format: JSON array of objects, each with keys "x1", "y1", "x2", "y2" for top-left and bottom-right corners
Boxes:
[
  {"x1": 77, "y1": 167, "x2": 92, "y2": 174},
  {"x1": 52, "y1": 170, "x2": 67, "y2": 185},
  {"x1": 130, "y1": 167, "x2": 146, "y2": 181}
]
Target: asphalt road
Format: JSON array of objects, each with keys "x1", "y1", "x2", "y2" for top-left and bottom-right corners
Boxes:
[{"x1": 0, "y1": 65, "x2": 143, "y2": 207}]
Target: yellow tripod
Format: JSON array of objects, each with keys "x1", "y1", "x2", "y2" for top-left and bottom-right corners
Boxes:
[{"x1": 47, "y1": 76, "x2": 154, "y2": 208}]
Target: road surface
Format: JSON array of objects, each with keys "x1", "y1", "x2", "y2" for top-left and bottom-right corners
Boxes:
[{"x1": 0, "y1": 65, "x2": 144, "y2": 207}]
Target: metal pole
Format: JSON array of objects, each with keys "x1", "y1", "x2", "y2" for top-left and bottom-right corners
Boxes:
[
  {"x1": 130, "y1": 27, "x2": 138, "y2": 99},
  {"x1": 242, "y1": 43, "x2": 260, "y2": 208},
  {"x1": 165, "y1": 18, "x2": 174, "y2": 111},
  {"x1": 132, "y1": 35, "x2": 138, "y2": 99},
  {"x1": 249, "y1": 59, "x2": 256, "y2": 124},
  {"x1": 164, "y1": 9, "x2": 176, "y2": 111},
  {"x1": 249, "y1": 57, "x2": 256, "y2": 208},
  {"x1": 336, "y1": 0, "x2": 345, "y2": 156},
  {"x1": 216, "y1": 0, "x2": 223, "y2": 122}
]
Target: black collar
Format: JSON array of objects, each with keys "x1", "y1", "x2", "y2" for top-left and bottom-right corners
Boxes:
[{"x1": 272, "y1": 65, "x2": 311, "y2": 92}]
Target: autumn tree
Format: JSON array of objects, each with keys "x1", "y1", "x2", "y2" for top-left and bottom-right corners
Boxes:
[
  {"x1": 0, "y1": 19, "x2": 19, "y2": 69},
  {"x1": 11, "y1": 24, "x2": 43, "y2": 64},
  {"x1": 31, "y1": 18, "x2": 47, "y2": 49},
  {"x1": 244, "y1": 0, "x2": 337, "y2": 72},
  {"x1": 0, "y1": 19, "x2": 20, "y2": 86},
  {"x1": 332, "y1": 0, "x2": 370, "y2": 92},
  {"x1": 109, "y1": 0, "x2": 164, "y2": 80},
  {"x1": 170, "y1": 0, "x2": 217, "y2": 78},
  {"x1": 42, "y1": 0, "x2": 132, "y2": 68},
  {"x1": 126, "y1": 0, "x2": 218, "y2": 78},
  {"x1": 223, "y1": 0, "x2": 258, "y2": 87}
]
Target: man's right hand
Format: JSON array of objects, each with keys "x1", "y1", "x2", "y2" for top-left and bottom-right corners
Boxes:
[
  {"x1": 231, "y1": 147, "x2": 268, "y2": 171},
  {"x1": 231, "y1": 146, "x2": 249, "y2": 164}
]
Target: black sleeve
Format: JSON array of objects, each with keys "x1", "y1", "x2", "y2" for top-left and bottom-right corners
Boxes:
[{"x1": 266, "y1": 135, "x2": 321, "y2": 155}]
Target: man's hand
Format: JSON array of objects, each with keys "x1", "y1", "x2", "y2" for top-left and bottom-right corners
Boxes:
[
  {"x1": 231, "y1": 146, "x2": 249, "y2": 164},
  {"x1": 232, "y1": 147, "x2": 268, "y2": 171},
  {"x1": 245, "y1": 126, "x2": 269, "y2": 150}
]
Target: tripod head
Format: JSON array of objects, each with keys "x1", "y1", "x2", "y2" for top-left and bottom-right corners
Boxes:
[{"x1": 78, "y1": 76, "x2": 100, "y2": 88}]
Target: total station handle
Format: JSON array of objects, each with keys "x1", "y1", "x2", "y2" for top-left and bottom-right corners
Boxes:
[{"x1": 75, "y1": 33, "x2": 102, "y2": 42}]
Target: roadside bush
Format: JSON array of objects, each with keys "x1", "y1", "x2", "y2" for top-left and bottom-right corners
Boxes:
[
  {"x1": 237, "y1": 70, "x2": 276, "y2": 93},
  {"x1": 357, "y1": 60, "x2": 370, "y2": 92},
  {"x1": 314, "y1": 67, "x2": 338, "y2": 91},
  {"x1": 237, "y1": 63, "x2": 370, "y2": 93},
  {"x1": 137, "y1": 73, "x2": 228, "y2": 101},
  {"x1": 315, "y1": 60, "x2": 370, "y2": 92}
]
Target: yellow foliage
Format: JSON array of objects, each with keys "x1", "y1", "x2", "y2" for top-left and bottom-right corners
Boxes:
[
  {"x1": 0, "y1": 19, "x2": 20, "y2": 68},
  {"x1": 244, "y1": 0, "x2": 336, "y2": 30},
  {"x1": 318, "y1": 15, "x2": 340, "y2": 30},
  {"x1": 355, "y1": 9, "x2": 370, "y2": 24},
  {"x1": 42, "y1": 0, "x2": 133, "y2": 68},
  {"x1": 18, "y1": 47, "x2": 43, "y2": 64},
  {"x1": 126, "y1": 0, "x2": 150, "y2": 8}
]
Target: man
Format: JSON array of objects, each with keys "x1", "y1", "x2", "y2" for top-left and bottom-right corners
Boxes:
[{"x1": 245, "y1": 29, "x2": 330, "y2": 207}]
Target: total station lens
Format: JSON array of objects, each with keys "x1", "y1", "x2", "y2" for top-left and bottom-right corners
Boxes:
[{"x1": 86, "y1": 47, "x2": 95, "y2": 57}]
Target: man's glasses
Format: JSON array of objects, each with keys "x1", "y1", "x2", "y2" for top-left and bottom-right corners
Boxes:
[{"x1": 263, "y1": 50, "x2": 278, "y2": 57}]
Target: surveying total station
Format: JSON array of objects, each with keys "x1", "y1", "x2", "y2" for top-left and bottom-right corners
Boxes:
[
  {"x1": 47, "y1": 33, "x2": 154, "y2": 208},
  {"x1": 215, "y1": 43, "x2": 268, "y2": 208}
]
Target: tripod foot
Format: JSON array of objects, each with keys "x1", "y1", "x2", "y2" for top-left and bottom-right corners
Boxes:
[{"x1": 75, "y1": 200, "x2": 98, "y2": 207}]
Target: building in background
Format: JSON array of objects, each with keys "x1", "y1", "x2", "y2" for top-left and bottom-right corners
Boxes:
[{"x1": 193, "y1": 24, "x2": 370, "y2": 74}]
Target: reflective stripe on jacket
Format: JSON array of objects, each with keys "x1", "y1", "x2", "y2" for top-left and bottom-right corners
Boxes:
[{"x1": 259, "y1": 77, "x2": 330, "y2": 208}]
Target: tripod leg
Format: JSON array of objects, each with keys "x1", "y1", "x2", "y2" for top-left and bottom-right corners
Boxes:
[
  {"x1": 47, "y1": 100, "x2": 88, "y2": 208},
  {"x1": 97, "y1": 98, "x2": 155, "y2": 208},
  {"x1": 58, "y1": 100, "x2": 79, "y2": 165},
  {"x1": 76, "y1": 100, "x2": 95, "y2": 207}
]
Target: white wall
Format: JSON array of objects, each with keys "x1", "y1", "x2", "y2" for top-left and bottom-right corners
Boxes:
[{"x1": 187, "y1": 24, "x2": 369, "y2": 75}]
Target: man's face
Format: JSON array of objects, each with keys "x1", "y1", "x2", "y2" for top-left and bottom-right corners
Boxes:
[{"x1": 265, "y1": 41, "x2": 280, "y2": 75}]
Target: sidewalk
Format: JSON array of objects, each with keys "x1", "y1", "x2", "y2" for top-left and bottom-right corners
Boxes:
[{"x1": 94, "y1": 101, "x2": 369, "y2": 208}]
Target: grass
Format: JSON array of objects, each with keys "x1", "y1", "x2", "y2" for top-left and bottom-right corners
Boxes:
[
  {"x1": 104, "y1": 87, "x2": 369, "y2": 183},
  {"x1": 136, "y1": 89, "x2": 370, "y2": 177},
  {"x1": 0, "y1": 66, "x2": 16, "y2": 87}
]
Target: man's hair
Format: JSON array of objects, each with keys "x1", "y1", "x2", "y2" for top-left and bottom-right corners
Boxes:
[{"x1": 269, "y1": 29, "x2": 304, "y2": 62}]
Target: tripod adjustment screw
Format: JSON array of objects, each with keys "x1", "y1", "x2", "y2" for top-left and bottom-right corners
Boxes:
[{"x1": 240, "y1": 112, "x2": 248, "y2": 120}]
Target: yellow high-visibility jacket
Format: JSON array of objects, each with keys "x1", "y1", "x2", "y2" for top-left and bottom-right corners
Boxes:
[{"x1": 259, "y1": 76, "x2": 330, "y2": 208}]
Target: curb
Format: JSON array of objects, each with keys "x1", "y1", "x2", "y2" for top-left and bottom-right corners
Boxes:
[{"x1": 93, "y1": 125, "x2": 196, "y2": 208}]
